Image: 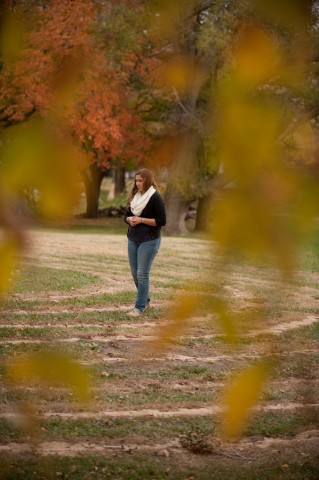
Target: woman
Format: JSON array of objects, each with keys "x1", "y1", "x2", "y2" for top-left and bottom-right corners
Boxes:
[{"x1": 124, "y1": 168, "x2": 166, "y2": 316}]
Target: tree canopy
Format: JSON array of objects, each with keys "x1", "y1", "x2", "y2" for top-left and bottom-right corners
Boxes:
[{"x1": 0, "y1": 0, "x2": 153, "y2": 216}]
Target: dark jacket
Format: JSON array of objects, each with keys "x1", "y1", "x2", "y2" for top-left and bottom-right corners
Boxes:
[{"x1": 124, "y1": 191, "x2": 166, "y2": 240}]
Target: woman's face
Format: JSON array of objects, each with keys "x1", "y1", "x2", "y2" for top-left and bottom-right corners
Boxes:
[{"x1": 135, "y1": 174, "x2": 145, "y2": 194}]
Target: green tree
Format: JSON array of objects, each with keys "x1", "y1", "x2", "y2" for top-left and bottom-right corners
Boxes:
[{"x1": 142, "y1": 0, "x2": 246, "y2": 234}]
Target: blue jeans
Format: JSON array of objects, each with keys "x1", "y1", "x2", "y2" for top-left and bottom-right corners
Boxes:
[{"x1": 128, "y1": 238, "x2": 161, "y2": 312}]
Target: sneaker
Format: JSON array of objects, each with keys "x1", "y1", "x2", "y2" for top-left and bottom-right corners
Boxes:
[{"x1": 127, "y1": 308, "x2": 142, "y2": 317}]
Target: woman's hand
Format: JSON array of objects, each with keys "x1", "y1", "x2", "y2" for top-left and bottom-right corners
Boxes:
[{"x1": 128, "y1": 216, "x2": 142, "y2": 227}]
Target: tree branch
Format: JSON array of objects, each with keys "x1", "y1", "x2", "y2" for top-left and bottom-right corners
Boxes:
[
  {"x1": 0, "y1": 107, "x2": 36, "y2": 129},
  {"x1": 145, "y1": 43, "x2": 174, "y2": 59},
  {"x1": 172, "y1": 86, "x2": 204, "y2": 131},
  {"x1": 145, "y1": 2, "x2": 217, "y2": 59},
  {"x1": 185, "y1": 1, "x2": 216, "y2": 21}
]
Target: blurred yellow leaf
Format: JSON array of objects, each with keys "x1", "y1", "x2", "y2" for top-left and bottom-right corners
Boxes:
[
  {"x1": 162, "y1": 56, "x2": 206, "y2": 95},
  {"x1": 1, "y1": 121, "x2": 83, "y2": 219},
  {"x1": 0, "y1": 239, "x2": 19, "y2": 296},
  {"x1": 151, "y1": 291, "x2": 198, "y2": 353},
  {"x1": 0, "y1": 10, "x2": 26, "y2": 62},
  {"x1": 37, "y1": 141, "x2": 84, "y2": 219},
  {"x1": 211, "y1": 298, "x2": 239, "y2": 344},
  {"x1": 212, "y1": 189, "x2": 297, "y2": 274},
  {"x1": 232, "y1": 26, "x2": 280, "y2": 85},
  {"x1": 212, "y1": 18, "x2": 314, "y2": 276},
  {"x1": 6, "y1": 350, "x2": 91, "y2": 402},
  {"x1": 221, "y1": 360, "x2": 273, "y2": 439},
  {"x1": 218, "y1": 100, "x2": 281, "y2": 177}
]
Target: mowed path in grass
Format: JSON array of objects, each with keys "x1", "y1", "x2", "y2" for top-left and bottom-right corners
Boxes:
[{"x1": 0, "y1": 228, "x2": 319, "y2": 479}]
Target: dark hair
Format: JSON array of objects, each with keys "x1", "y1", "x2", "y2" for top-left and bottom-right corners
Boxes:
[{"x1": 127, "y1": 168, "x2": 158, "y2": 205}]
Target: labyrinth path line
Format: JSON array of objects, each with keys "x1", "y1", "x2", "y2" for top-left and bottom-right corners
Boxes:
[
  {"x1": 1, "y1": 430, "x2": 319, "y2": 457},
  {"x1": 1, "y1": 403, "x2": 319, "y2": 420}
]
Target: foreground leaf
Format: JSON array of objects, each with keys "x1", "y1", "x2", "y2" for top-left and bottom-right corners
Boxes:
[
  {"x1": 6, "y1": 350, "x2": 91, "y2": 402},
  {"x1": 221, "y1": 360, "x2": 273, "y2": 439}
]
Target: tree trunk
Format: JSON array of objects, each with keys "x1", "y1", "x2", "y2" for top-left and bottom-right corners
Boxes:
[
  {"x1": 164, "y1": 182, "x2": 192, "y2": 235},
  {"x1": 195, "y1": 192, "x2": 214, "y2": 232},
  {"x1": 82, "y1": 163, "x2": 103, "y2": 218},
  {"x1": 113, "y1": 167, "x2": 126, "y2": 195},
  {"x1": 164, "y1": 130, "x2": 201, "y2": 235}
]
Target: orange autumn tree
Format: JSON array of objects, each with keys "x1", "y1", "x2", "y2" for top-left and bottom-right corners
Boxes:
[
  {"x1": 0, "y1": 0, "x2": 94, "y2": 220},
  {"x1": 0, "y1": 0, "x2": 94, "y2": 125},
  {"x1": 0, "y1": 0, "x2": 151, "y2": 217},
  {"x1": 80, "y1": 0, "x2": 160, "y2": 208},
  {"x1": 67, "y1": 48, "x2": 151, "y2": 217}
]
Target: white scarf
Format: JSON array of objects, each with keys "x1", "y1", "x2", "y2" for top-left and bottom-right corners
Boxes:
[{"x1": 130, "y1": 186, "x2": 156, "y2": 216}]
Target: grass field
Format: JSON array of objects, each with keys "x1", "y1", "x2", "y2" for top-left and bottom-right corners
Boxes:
[{"x1": 0, "y1": 221, "x2": 318, "y2": 479}]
